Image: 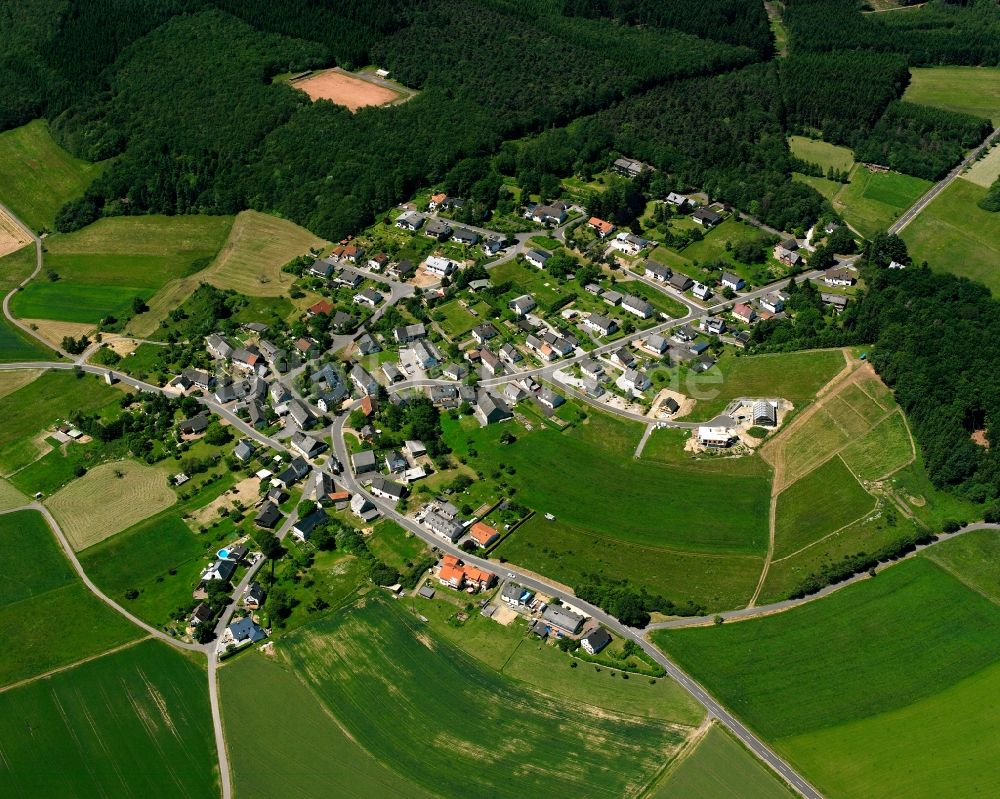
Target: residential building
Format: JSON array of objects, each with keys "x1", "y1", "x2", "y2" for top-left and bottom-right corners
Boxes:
[
  {"x1": 610, "y1": 231, "x2": 651, "y2": 256},
  {"x1": 382, "y1": 363, "x2": 405, "y2": 383},
  {"x1": 205, "y1": 334, "x2": 234, "y2": 361},
  {"x1": 368, "y1": 252, "x2": 389, "y2": 272},
  {"x1": 351, "y1": 493, "x2": 380, "y2": 522},
  {"x1": 307, "y1": 299, "x2": 334, "y2": 317},
  {"x1": 393, "y1": 323, "x2": 426, "y2": 344},
  {"x1": 452, "y1": 228, "x2": 479, "y2": 246},
  {"x1": 226, "y1": 617, "x2": 266, "y2": 646},
  {"x1": 292, "y1": 509, "x2": 328, "y2": 542},
  {"x1": 665, "y1": 192, "x2": 689, "y2": 208},
  {"x1": 621, "y1": 294, "x2": 655, "y2": 319},
  {"x1": 701, "y1": 316, "x2": 725, "y2": 335},
  {"x1": 759, "y1": 292, "x2": 786, "y2": 314},
  {"x1": 642, "y1": 334, "x2": 669, "y2": 355},
  {"x1": 525, "y1": 249, "x2": 551, "y2": 269},
  {"x1": 542, "y1": 605, "x2": 585, "y2": 634},
  {"x1": 287, "y1": 399, "x2": 315, "y2": 430},
  {"x1": 587, "y1": 217, "x2": 615, "y2": 238},
  {"x1": 274, "y1": 456, "x2": 310, "y2": 488},
  {"x1": 821, "y1": 292, "x2": 849, "y2": 312},
  {"x1": 390, "y1": 259, "x2": 416, "y2": 279},
  {"x1": 721, "y1": 271, "x2": 745, "y2": 291},
  {"x1": 424, "y1": 510, "x2": 464, "y2": 542},
  {"x1": 581, "y1": 627, "x2": 612, "y2": 655},
  {"x1": 529, "y1": 201, "x2": 568, "y2": 225},
  {"x1": 644, "y1": 262, "x2": 672, "y2": 282},
  {"x1": 775, "y1": 246, "x2": 801, "y2": 267},
  {"x1": 613, "y1": 157, "x2": 650, "y2": 178},
  {"x1": 244, "y1": 582, "x2": 266, "y2": 610},
  {"x1": 233, "y1": 439, "x2": 255, "y2": 463},
  {"x1": 691, "y1": 208, "x2": 723, "y2": 227},
  {"x1": 425, "y1": 255, "x2": 457, "y2": 277},
  {"x1": 619, "y1": 368, "x2": 650, "y2": 393},
  {"x1": 824, "y1": 267, "x2": 856, "y2": 287},
  {"x1": 424, "y1": 219, "x2": 453, "y2": 240},
  {"x1": 508, "y1": 294, "x2": 536, "y2": 317},
  {"x1": 369, "y1": 474, "x2": 407, "y2": 503},
  {"x1": 698, "y1": 426, "x2": 735, "y2": 448},
  {"x1": 334, "y1": 268, "x2": 364, "y2": 288},
  {"x1": 669, "y1": 273, "x2": 693, "y2": 292},
  {"x1": 290, "y1": 432, "x2": 326, "y2": 459},
  {"x1": 202, "y1": 559, "x2": 237, "y2": 583},
  {"x1": 471, "y1": 323, "x2": 498, "y2": 344},
  {"x1": 602, "y1": 289, "x2": 623, "y2": 306},
  {"x1": 692, "y1": 282, "x2": 712, "y2": 301},
  {"x1": 255, "y1": 501, "x2": 281, "y2": 529},
  {"x1": 731, "y1": 303, "x2": 756, "y2": 324},
  {"x1": 395, "y1": 211, "x2": 424, "y2": 231},
  {"x1": 354, "y1": 288, "x2": 383, "y2": 308},
  {"x1": 611, "y1": 347, "x2": 635, "y2": 368},
  {"x1": 468, "y1": 521, "x2": 500, "y2": 548},
  {"x1": 538, "y1": 388, "x2": 565, "y2": 410},
  {"x1": 583, "y1": 313, "x2": 618, "y2": 336},
  {"x1": 501, "y1": 583, "x2": 534, "y2": 607},
  {"x1": 351, "y1": 450, "x2": 377, "y2": 474},
  {"x1": 482, "y1": 236, "x2": 505, "y2": 256},
  {"x1": 350, "y1": 364, "x2": 378, "y2": 396},
  {"x1": 499, "y1": 343, "x2": 522, "y2": 364},
  {"x1": 475, "y1": 392, "x2": 513, "y2": 426}
]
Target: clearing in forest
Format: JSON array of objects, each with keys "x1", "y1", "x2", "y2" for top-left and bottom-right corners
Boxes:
[{"x1": 291, "y1": 68, "x2": 405, "y2": 111}]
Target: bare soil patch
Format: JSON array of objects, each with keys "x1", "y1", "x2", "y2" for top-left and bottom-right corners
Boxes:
[
  {"x1": 22, "y1": 318, "x2": 94, "y2": 348},
  {"x1": 292, "y1": 69, "x2": 401, "y2": 111},
  {"x1": 0, "y1": 208, "x2": 31, "y2": 258},
  {"x1": 971, "y1": 429, "x2": 990, "y2": 449},
  {"x1": 187, "y1": 476, "x2": 260, "y2": 528}
]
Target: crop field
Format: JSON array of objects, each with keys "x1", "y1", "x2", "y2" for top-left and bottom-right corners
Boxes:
[
  {"x1": 0, "y1": 120, "x2": 106, "y2": 231},
  {"x1": 902, "y1": 178, "x2": 1000, "y2": 294},
  {"x1": 964, "y1": 141, "x2": 1000, "y2": 187},
  {"x1": 46, "y1": 460, "x2": 177, "y2": 550},
  {"x1": 840, "y1": 411, "x2": 913, "y2": 480},
  {"x1": 684, "y1": 349, "x2": 846, "y2": 421},
  {"x1": 0, "y1": 368, "x2": 41, "y2": 400},
  {"x1": 773, "y1": 456, "x2": 876, "y2": 559},
  {"x1": 280, "y1": 595, "x2": 688, "y2": 799},
  {"x1": 0, "y1": 478, "x2": 27, "y2": 510},
  {"x1": 653, "y1": 557, "x2": 1000, "y2": 739},
  {"x1": 653, "y1": 725, "x2": 795, "y2": 799},
  {"x1": 903, "y1": 66, "x2": 1000, "y2": 124},
  {"x1": 788, "y1": 136, "x2": 855, "y2": 172},
  {"x1": 835, "y1": 167, "x2": 931, "y2": 238},
  {"x1": 0, "y1": 371, "x2": 122, "y2": 476},
  {"x1": 221, "y1": 652, "x2": 437, "y2": 799},
  {"x1": 923, "y1": 528, "x2": 1000, "y2": 603},
  {"x1": 292, "y1": 68, "x2": 404, "y2": 111},
  {"x1": 0, "y1": 509, "x2": 74, "y2": 607},
  {"x1": 0, "y1": 204, "x2": 32, "y2": 258},
  {"x1": 0, "y1": 639, "x2": 216, "y2": 797},
  {"x1": 11, "y1": 215, "x2": 232, "y2": 324}
]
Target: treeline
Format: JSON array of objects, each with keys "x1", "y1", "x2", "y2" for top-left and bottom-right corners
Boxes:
[{"x1": 576, "y1": 577, "x2": 705, "y2": 628}]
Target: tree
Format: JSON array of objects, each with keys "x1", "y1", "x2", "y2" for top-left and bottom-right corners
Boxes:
[
  {"x1": 131, "y1": 296, "x2": 149, "y2": 315},
  {"x1": 194, "y1": 622, "x2": 215, "y2": 644},
  {"x1": 204, "y1": 422, "x2": 232, "y2": 446},
  {"x1": 265, "y1": 585, "x2": 293, "y2": 623}
]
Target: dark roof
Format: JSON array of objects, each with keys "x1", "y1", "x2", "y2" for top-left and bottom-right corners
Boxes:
[
  {"x1": 255, "y1": 501, "x2": 281, "y2": 528},
  {"x1": 583, "y1": 627, "x2": 613, "y2": 650}
]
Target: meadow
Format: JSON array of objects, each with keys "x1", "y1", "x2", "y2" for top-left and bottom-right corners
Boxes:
[
  {"x1": 653, "y1": 725, "x2": 795, "y2": 799},
  {"x1": 791, "y1": 172, "x2": 841, "y2": 200},
  {"x1": 835, "y1": 167, "x2": 931, "y2": 238},
  {"x1": 923, "y1": 527, "x2": 1000, "y2": 602},
  {"x1": 0, "y1": 120, "x2": 106, "y2": 231},
  {"x1": 0, "y1": 246, "x2": 57, "y2": 362},
  {"x1": 839, "y1": 411, "x2": 913, "y2": 480},
  {"x1": 46, "y1": 459, "x2": 177, "y2": 550},
  {"x1": 0, "y1": 639, "x2": 216, "y2": 797},
  {"x1": 366, "y1": 519, "x2": 430, "y2": 569},
  {"x1": 0, "y1": 478, "x2": 27, "y2": 510},
  {"x1": 903, "y1": 66, "x2": 1000, "y2": 124},
  {"x1": 788, "y1": 136, "x2": 855, "y2": 172},
  {"x1": 280, "y1": 595, "x2": 689, "y2": 799},
  {"x1": 902, "y1": 177, "x2": 1000, "y2": 294}
]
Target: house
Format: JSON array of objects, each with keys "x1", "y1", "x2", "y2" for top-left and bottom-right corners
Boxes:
[
  {"x1": 233, "y1": 439, "x2": 255, "y2": 463},
  {"x1": 393, "y1": 323, "x2": 426, "y2": 344},
  {"x1": 307, "y1": 299, "x2": 334, "y2": 317},
  {"x1": 255, "y1": 501, "x2": 281, "y2": 529},
  {"x1": 384, "y1": 449, "x2": 408, "y2": 474},
  {"x1": 307, "y1": 258, "x2": 334, "y2": 279},
  {"x1": 642, "y1": 334, "x2": 669, "y2": 355},
  {"x1": 437, "y1": 555, "x2": 496, "y2": 592},
  {"x1": 482, "y1": 236, "x2": 505, "y2": 256},
  {"x1": 693, "y1": 282, "x2": 712, "y2": 301},
  {"x1": 226, "y1": 617, "x2": 266, "y2": 646},
  {"x1": 525, "y1": 249, "x2": 550, "y2": 269},
  {"x1": 350, "y1": 364, "x2": 379, "y2": 396},
  {"x1": 351, "y1": 493, "x2": 380, "y2": 522},
  {"x1": 181, "y1": 368, "x2": 213, "y2": 390},
  {"x1": 205, "y1": 334, "x2": 234, "y2": 361},
  {"x1": 508, "y1": 295, "x2": 536, "y2": 317},
  {"x1": 542, "y1": 605, "x2": 585, "y2": 634},
  {"x1": 644, "y1": 262, "x2": 672, "y2": 282},
  {"x1": 273, "y1": 456, "x2": 310, "y2": 488},
  {"x1": 292, "y1": 509, "x2": 328, "y2": 542},
  {"x1": 701, "y1": 316, "x2": 726, "y2": 335},
  {"x1": 821, "y1": 292, "x2": 849, "y2": 312},
  {"x1": 665, "y1": 191, "x2": 689, "y2": 209},
  {"x1": 610, "y1": 231, "x2": 651, "y2": 256},
  {"x1": 672, "y1": 325, "x2": 696, "y2": 343},
  {"x1": 732, "y1": 303, "x2": 756, "y2": 324},
  {"x1": 691, "y1": 208, "x2": 723, "y2": 227},
  {"x1": 619, "y1": 368, "x2": 650, "y2": 393},
  {"x1": 888, "y1": 260, "x2": 906, "y2": 270},
  {"x1": 538, "y1": 388, "x2": 565, "y2": 410},
  {"x1": 775, "y1": 246, "x2": 802, "y2": 267},
  {"x1": 390, "y1": 259, "x2": 416, "y2": 280},
  {"x1": 368, "y1": 252, "x2": 389, "y2": 272},
  {"x1": 753, "y1": 400, "x2": 778, "y2": 427},
  {"x1": 425, "y1": 255, "x2": 457, "y2": 277},
  {"x1": 721, "y1": 272, "x2": 745, "y2": 291},
  {"x1": 580, "y1": 358, "x2": 604, "y2": 380},
  {"x1": 290, "y1": 432, "x2": 326, "y2": 459},
  {"x1": 441, "y1": 363, "x2": 468, "y2": 381},
  {"x1": 669, "y1": 273, "x2": 694, "y2": 292},
  {"x1": 582, "y1": 378, "x2": 605, "y2": 398},
  {"x1": 499, "y1": 343, "x2": 522, "y2": 365},
  {"x1": 660, "y1": 396, "x2": 680, "y2": 414},
  {"x1": 190, "y1": 603, "x2": 213, "y2": 627},
  {"x1": 581, "y1": 627, "x2": 612, "y2": 655},
  {"x1": 411, "y1": 340, "x2": 441, "y2": 369},
  {"x1": 354, "y1": 288, "x2": 383, "y2": 308},
  {"x1": 468, "y1": 278, "x2": 492, "y2": 292},
  {"x1": 475, "y1": 392, "x2": 513, "y2": 426},
  {"x1": 471, "y1": 323, "x2": 498, "y2": 344},
  {"x1": 452, "y1": 227, "x2": 479, "y2": 246},
  {"x1": 303, "y1": 469, "x2": 337, "y2": 504},
  {"x1": 583, "y1": 313, "x2": 618, "y2": 337},
  {"x1": 480, "y1": 348, "x2": 504, "y2": 377},
  {"x1": 356, "y1": 332, "x2": 379, "y2": 356},
  {"x1": 286, "y1": 399, "x2": 315, "y2": 430},
  {"x1": 698, "y1": 426, "x2": 735, "y2": 447},
  {"x1": 602, "y1": 289, "x2": 623, "y2": 306},
  {"x1": 294, "y1": 337, "x2": 318, "y2": 358},
  {"x1": 369, "y1": 474, "x2": 407, "y2": 503},
  {"x1": 501, "y1": 583, "x2": 534, "y2": 607},
  {"x1": 759, "y1": 292, "x2": 786, "y2": 314},
  {"x1": 351, "y1": 450, "x2": 377, "y2": 474},
  {"x1": 621, "y1": 294, "x2": 655, "y2": 319},
  {"x1": 202, "y1": 559, "x2": 237, "y2": 583},
  {"x1": 587, "y1": 217, "x2": 615, "y2": 238},
  {"x1": 612, "y1": 347, "x2": 636, "y2": 368},
  {"x1": 179, "y1": 412, "x2": 210, "y2": 435},
  {"x1": 382, "y1": 362, "x2": 405, "y2": 383},
  {"x1": 424, "y1": 510, "x2": 464, "y2": 542},
  {"x1": 395, "y1": 211, "x2": 424, "y2": 231},
  {"x1": 334, "y1": 268, "x2": 364, "y2": 289},
  {"x1": 332, "y1": 243, "x2": 363, "y2": 263},
  {"x1": 428, "y1": 192, "x2": 448, "y2": 210},
  {"x1": 244, "y1": 582, "x2": 266, "y2": 610},
  {"x1": 529, "y1": 201, "x2": 568, "y2": 225},
  {"x1": 441, "y1": 197, "x2": 466, "y2": 211},
  {"x1": 424, "y1": 219, "x2": 453, "y2": 240},
  {"x1": 613, "y1": 157, "x2": 650, "y2": 178},
  {"x1": 824, "y1": 267, "x2": 856, "y2": 287}
]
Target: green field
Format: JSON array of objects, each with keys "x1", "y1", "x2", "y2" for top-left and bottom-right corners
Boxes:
[
  {"x1": 902, "y1": 177, "x2": 1000, "y2": 294},
  {"x1": 685, "y1": 349, "x2": 846, "y2": 420},
  {"x1": 0, "y1": 120, "x2": 106, "y2": 231},
  {"x1": 681, "y1": 218, "x2": 762, "y2": 266},
  {"x1": 0, "y1": 478, "x2": 27, "y2": 510},
  {"x1": 773, "y1": 456, "x2": 877, "y2": 558},
  {"x1": 653, "y1": 725, "x2": 795, "y2": 799},
  {"x1": 433, "y1": 297, "x2": 482, "y2": 338},
  {"x1": 788, "y1": 136, "x2": 855, "y2": 172},
  {"x1": 840, "y1": 410, "x2": 913, "y2": 480},
  {"x1": 367, "y1": 519, "x2": 429, "y2": 569},
  {"x1": 835, "y1": 167, "x2": 931, "y2": 238},
  {"x1": 0, "y1": 246, "x2": 57, "y2": 362},
  {"x1": 11, "y1": 215, "x2": 232, "y2": 324},
  {"x1": 0, "y1": 509, "x2": 74, "y2": 607},
  {"x1": 923, "y1": 528, "x2": 1000, "y2": 602},
  {"x1": 791, "y1": 171, "x2": 842, "y2": 200},
  {"x1": 903, "y1": 66, "x2": 1000, "y2": 124},
  {"x1": 0, "y1": 639, "x2": 216, "y2": 797},
  {"x1": 279, "y1": 594, "x2": 689, "y2": 799}
]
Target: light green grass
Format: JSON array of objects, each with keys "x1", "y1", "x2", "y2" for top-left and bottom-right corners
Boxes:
[
  {"x1": 681, "y1": 218, "x2": 761, "y2": 264},
  {"x1": 367, "y1": 519, "x2": 429, "y2": 569},
  {"x1": 0, "y1": 509, "x2": 73, "y2": 607},
  {"x1": 902, "y1": 177, "x2": 1000, "y2": 295},
  {"x1": 788, "y1": 136, "x2": 855, "y2": 172},
  {"x1": 903, "y1": 66, "x2": 1000, "y2": 125},
  {"x1": 0, "y1": 477, "x2": 27, "y2": 511},
  {"x1": 774, "y1": 456, "x2": 876, "y2": 559},
  {"x1": 792, "y1": 172, "x2": 842, "y2": 200},
  {"x1": 0, "y1": 246, "x2": 57, "y2": 362},
  {"x1": 434, "y1": 298, "x2": 480, "y2": 339},
  {"x1": 653, "y1": 725, "x2": 795, "y2": 798},
  {"x1": 835, "y1": 167, "x2": 931, "y2": 238},
  {"x1": 840, "y1": 411, "x2": 913, "y2": 480},
  {"x1": 11, "y1": 282, "x2": 150, "y2": 324},
  {"x1": 0, "y1": 639, "x2": 216, "y2": 797},
  {"x1": 0, "y1": 120, "x2": 106, "y2": 231},
  {"x1": 923, "y1": 527, "x2": 1000, "y2": 603}
]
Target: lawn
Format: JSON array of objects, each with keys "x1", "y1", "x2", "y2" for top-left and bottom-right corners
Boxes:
[
  {"x1": 903, "y1": 66, "x2": 1000, "y2": 124},
  {"x1": 220, "y1": 652, "x2": 437, "y2": 799},
  {"x1": 835, "y1": 166, "x2": 931, "y2": 238},
  {"x1": 0, "y1": 639, "x2": 216, "y2": 798},
  {"x1": 46, "y1": 459, "x2": 178, "y2": 550},
  {"x1": 653, "y1": 725, "x2": 795, "y2": 799},
  {"x1": 684, "y1": 349, "x2": 846, "y2": 421},
  {"x1": 0, "y1": 478, "x2": 27, "y2": 511},
  {"x1": 280, "y1": 594, "x2": 689, "y2": 799},
  {"x1": 788, "y1": 136, "x2": 855, "y2": 173},
  {"x1": 366, "y1": 519, "x2": 429, "y2": 569},
  {"x1": 839, "y1": 410, "x2": 913, "y2": 480},
  {"x1": 621, "y1": 278, "x2": 688, "y2": 318},
  {"x1": 773, "y1": 456, "x2": 877, "y2": 559},
  {"x1": 902, "y1": 177, "x2": 1000, "y2": 294},
  {"x1": 434, "y1": 298, "x2": 481, "y2": 339},
  {"x1": 652, "y1": 557, "x2": 1000, "y2": 739},
  {"x1": 681, "y1": 218, "x2": 762, "y2": 264},
  {"x1": 0, "y1": 120, "x2": 106, "y2": 232}
]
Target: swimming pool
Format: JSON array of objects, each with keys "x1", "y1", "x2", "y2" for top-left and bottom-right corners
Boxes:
[{"x1": 217, "y1": 548, "x2": 230, "y2": 559}]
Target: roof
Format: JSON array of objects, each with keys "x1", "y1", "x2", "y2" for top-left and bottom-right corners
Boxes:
[
  {"x1": 229, "y1": 617, "x2": 266, "y2": 643},
  {"x1": 469, "y1": 521, "x2": 499, "y2": 546},
  {"x1": 583, "y1": 627, "x2": 612, "y2": 650},
  {"x1": 542, "y1": 605, "x2": 585, "y2": 632},
  {"x1": 588, "y1": 217, "x2": 615, "y2": 235}
]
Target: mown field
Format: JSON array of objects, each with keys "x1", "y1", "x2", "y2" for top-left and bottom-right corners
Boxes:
[
  {"x1": 0, "y1": 639, "x2": 216, "y2": 797},
  {"x1": 0, "y1": 477, "x2": 27, "y2": 510},
  {"x1": 0, "y1": 246, "x2": 57, "y2": 362},
  {"x1": 788, "y1": 136, "x2": 855, "y2": 173},
  {"x1": 653, "y1": 725, "x2": 795, "y2": 799},
  {"x1": 0, "y1": 120, "x2": 106, "y2": 232},
  {"x1": 277, "y1": 594, "x2": 689, "y2": 799},
  {"x1": 903, "y1": 66, "x2": 1000, "y2": 124},
  {"x1": 902, "y1": 178, "x2": 1000, "y2": 295},
  {"x1": 835, "y1": 167, "x2": 931, "y2": 238}
]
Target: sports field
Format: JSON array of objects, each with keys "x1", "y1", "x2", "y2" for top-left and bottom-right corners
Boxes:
[
  {"x1": 788, "y1": 136, "x2": 855, "y2": 173},
  {"x1": 10, "y1": 214, "x2": 232, "y2": 324},
  {"x1": 46, "y1": 460, "x2": 177, "y2": 550},
  {"x1": 834, "y1": 166, "x2": 931, "y2": 238},
  {"x1": 0, "y1": 120, "x2": 106, "y2": 231},
  {"x1": 903, "y1": 66, "x2": 1000, "y2": 124},
  {"x1": 279, "y1": 594, "x2": 688, "y2": 799},
  {"x1": 902, "y1": 177, "x2": 1000, "y2": 294},
  {"x1": 0, "y1": 639, "x2": 216, "y2": 797},
  {"x1": 292, "y1": 68, "x2": 403, "y2": 110},
  {"x1": 653, "y1": 725, "x2": 795, "y2": 798}
]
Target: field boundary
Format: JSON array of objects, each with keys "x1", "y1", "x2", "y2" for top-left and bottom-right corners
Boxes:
[{"x1": 0, "y1": 635, "x2": 151, "y2": 694}]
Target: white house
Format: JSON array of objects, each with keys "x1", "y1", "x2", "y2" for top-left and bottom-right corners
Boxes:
[
  {"x1": 583, "y1": 313, "x2": 618, "y2": 336},
  {"x1": 618, "y1": 369, "x2": 650, "y2": 393},
  {"x1": 692, "y1": 282, "x2": 712, "y2": 301},
  {"x1": 425, "y1": 255, "x2": 457, "y2": 277},
  {"x1": 698, "y1": 426, "x2": 735, "y2": 448},
  {"x1": 721, "y1": 272, "x2": 745, "y2": 291}
]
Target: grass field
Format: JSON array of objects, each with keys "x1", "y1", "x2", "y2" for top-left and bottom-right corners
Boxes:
[
  {"x1": 0, "y1": 509, "x2": 74, "y2": 607},
  {"x1": 788, "y1": 136, "x2": 855, "y2": 172},
  {"x1": 964, "y1": 141, "x2": 1000, "y2": 187},
  {"x1": 903, "y1": 66, "x2": 1000, "y2": 124},
  {"x1": 0, "y1": 478, "x2": 27, "y2": 510},
  {"x1": 835, "y1": 166, "x2": 931, "y2": 238},
  {"x1": 0, "y1": 120, "x2": 106, "y2": 232},
  {"x1": 684, "y1": 349, "x2": 846, "y2": 421},
  {"x1": 0, "y1": 368, "x2": 42, "y2": 399},
  {"x1": 46, "y1": 459, "x2": 177, "y2": 550},
  {"x1": 280, "y1": 594, "x2": 689, "y2": 799},
  {"x1": 792, "y1": 172, "x2": 842, "y2": 200},
  {"x1": 653, "y1": 725, "x2": 795, "y2": 799},
  {"x1": 681, "y1": 218, "x2": 761, "y2": 265},
  {"x1": 0, "y1": 639, "x2": 216, "y2": 797},
  {"x1": 434, "y1": 298, "x2": 482, "y2": 339},
  {"x1": 221, "y1": 652, "x2": 437, "y2": 799},
  {"x1": 923, "y1": 527, "x2": 1000, "y2": 602},
  {"x1": 367, "y1": 519, "x2": 429, "y2": 569},
  {"x1": 773, "y1": 456, "x2": 877, "y2": 558},
  {"x1": 840, "y1": 410, "x2": 913, "y2": 480},
  {"x1": 0, "y1": 246, "x2": 57, "y2": 362},
  {"x1": 11, "y1": 215, "x2": 232, "y2": 325},
  {"x1": 901, "y1": 177, "x2": 1000, "y2": 294}
]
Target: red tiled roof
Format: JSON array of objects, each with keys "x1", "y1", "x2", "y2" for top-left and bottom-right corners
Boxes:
[
  {"x1": 308, "y1": 300, "x2": 334, "y2": 315},
  {"x1": 469, "y1": 521, "x2": 499, "y2": 547}
]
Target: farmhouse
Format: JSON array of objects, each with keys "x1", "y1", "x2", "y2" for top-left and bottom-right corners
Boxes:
[
  {"x1": 181, "y1": 368, "x2": 213, "y2": 390},
  {"x1": 179, "y1": 411, "x2": 210, "y2": 435},
  {"x1": 425, "y1": 255, "x2": 457, "y2": 277},
  {"x1": 290, "y1": 432, "x2": 327, "y2": 459},
  {"x1": 395, "y1": 211, "x2": 424, "y2": 231},
  {"x1": 525, "y1": 249, "x2": 551, "y2": 269},
  {"x1": 423, "y1": 509, "x2": 464, "y2": 543},
  {"x1": 721, "y1": 272, "x2": 745, "y2": 291},
  {"x1": 698, "y1": 426, "x2": 736, "y2": 448},
  {"x1": 644, "y1": 261, "x2": 672, "y2": 282},
  {"x1": 691, "y1": 208, "x2": 722, "y2": 227},
  {"x1": 584, "y1": 313, "x2": 618, "y2": 336},
  {"x1": 621, "y1": 294, "x2": 655, "y2": 319},
  {"x1": 479, "y1": 348, "x2": 503, "y2": 376},
  {"x1": 542, "y1": 605, "x2": 585, "y2": 634},
  {"x1": 287, "y1": 399, "x2": 315, "y2": 430},
  {"x1": 587, "y1": 217, "x2": 615, "y2": 238}
]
